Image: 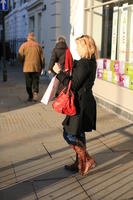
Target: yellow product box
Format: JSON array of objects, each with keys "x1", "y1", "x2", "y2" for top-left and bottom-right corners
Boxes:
[
  {"x1": 123, "y1": 74, "x2": 133, "y2": 90},
  {"x1": 103, "y1": 70, "x2": 108, "y2": 81},
  {"x1": 129, "y1": 74, "x2": 133, "y2": 90},
  {"x1": 110, "y1": 60, "x2": 115, "y2": 72},
  {"x1": 112, "y1": 72, "x2": 119, "y2": 84},
  {"x1": 125, "y1": 63, "x2": 133, "y2": 75}
]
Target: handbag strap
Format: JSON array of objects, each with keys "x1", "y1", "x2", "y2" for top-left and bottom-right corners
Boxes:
[{"x1": 66, "y1": 80, "x2": 72, "y2": 95}]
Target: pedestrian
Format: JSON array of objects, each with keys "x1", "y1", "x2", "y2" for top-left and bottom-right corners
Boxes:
[
  {"x1": 48, "y1": 35, "x2": 73, "y2": 95},
  {"x1": 53, "y1": 35, "x2": 98, "y2": 176},
  {"x1": 18, "y1": 32, "x2": 45, "y2": 102}
]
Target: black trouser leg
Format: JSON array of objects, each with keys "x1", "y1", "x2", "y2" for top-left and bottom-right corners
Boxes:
[
  {"x1": 24, "y1": 72, "x2": 33, "y2": 98},
  {"x1": 32, "y1": 72, "x2": 40, "y2": 93}
]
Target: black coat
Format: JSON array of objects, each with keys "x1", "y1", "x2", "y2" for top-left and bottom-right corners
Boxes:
[
  {"x1": 48, "y1": 41, "x2": 67, "y2": 72},
  {"x1": 56, "y1": 56, "x2": 97, "y2": 136}
]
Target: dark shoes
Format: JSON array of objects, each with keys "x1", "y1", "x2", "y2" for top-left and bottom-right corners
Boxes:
[
  {"x1": 27, "y1": 97, "x2": 33, "y2": 102},
  {"x1": 64, "y1": 161, "x2": 78, "y2": 172},
  {"x1": 26, "y1": 92, "x2": 38, "y2": 102}
]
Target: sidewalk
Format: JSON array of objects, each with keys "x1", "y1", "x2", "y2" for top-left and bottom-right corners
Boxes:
[{"x1": 0, "y1": 64, "x2": 133, "y2": 200}]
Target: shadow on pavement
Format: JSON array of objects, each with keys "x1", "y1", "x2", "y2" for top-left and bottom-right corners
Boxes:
[
  {"x1": 0, "y1": 64, "x2": 49, "y2": 114},
  {"x1": 0, "y1": 123, "x2": 133, "y2": 199}
]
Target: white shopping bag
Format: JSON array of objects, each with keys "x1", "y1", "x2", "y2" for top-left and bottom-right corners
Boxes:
[{"x1": 41, "y1": 76, "x2": 59, "y2": 105}]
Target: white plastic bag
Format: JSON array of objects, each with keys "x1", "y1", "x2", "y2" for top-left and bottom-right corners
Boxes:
[{"x1": 41, "y1": 76, "x2": 59, "y2": 105}]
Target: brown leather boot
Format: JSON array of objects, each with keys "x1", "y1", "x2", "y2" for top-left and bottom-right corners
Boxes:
[
  {"x1": 68, "y1": 143, "x2": 95, "y2": 176},
  {"x1": 74, "y1": 145, "x2": 85, "y2": 175},
  {"x1": 74, "y1": 141, "x2": 96, "y2": 176},
  {"x1": 83, "y1": 156, "x2": 95, "y2": 175}
]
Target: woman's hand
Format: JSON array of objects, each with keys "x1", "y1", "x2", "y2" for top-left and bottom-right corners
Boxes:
[{"x1": 53, "y1": 63, "x2": 61, "y2": 74}]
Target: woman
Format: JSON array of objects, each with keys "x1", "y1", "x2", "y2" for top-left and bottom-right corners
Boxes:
[
  {"x1": 48, "y1": 35, "x2": 72, "y2": 74},
  {"x1": 53, "y1": 35, "x2": 98, "y2": 176},
  {"x1": 48, "y1": 35, "x2": 73, "y2": 95}
]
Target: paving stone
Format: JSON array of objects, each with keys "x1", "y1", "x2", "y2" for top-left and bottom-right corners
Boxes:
[
  {"x1": 0, "y1": 104, "x2": 63, "y2": 134},
  {"x1": 34, "y1": 177, "x2": 89, "y2": 200},
  {"x1": 0, "y1": 163, "x2": 16, "y2": 190},
  {"x1": 14, "y1": 156, "x2": 74, "y2": 183},
  {"x1": 100, "y1": 125, "x2": 133, "y2": 152},
  {"x1": 43, "y1": 141, "x2": 75, "y2": 159},
  {"x1": 78, "y1": 152, "x2": 133, "y2": 200},
  {"x1": 97, "y1": 105, "x2": 129, "y2": 134},
  {"x1": 86, "y1": 131, "x2": 111, "y2": 155},
  {"x1": 0, "y1": 142, "x2": 48, "y2": 163},
  {"x1": 0, "y1": 182, "x2": 36, "y2": 200},
  {"x1": 41, "y1": 129, "x2": 76, "y2": 158}
]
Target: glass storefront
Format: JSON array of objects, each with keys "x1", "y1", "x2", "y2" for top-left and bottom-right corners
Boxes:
[
  {"x1": 92, "y1": 0, "x2": 133, "y2": 61},
  {"x1": 85, "y1": 0, "x2": 133, "y2": 90}
]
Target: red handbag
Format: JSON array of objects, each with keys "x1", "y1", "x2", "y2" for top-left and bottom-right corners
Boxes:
[{"x1": 52, "y1": 80, "x2": 76, "y2": 116}]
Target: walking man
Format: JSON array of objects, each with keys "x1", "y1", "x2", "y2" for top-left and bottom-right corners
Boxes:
[{"x1": 18, "y1": 32, "x2": 45, "y2": 102}]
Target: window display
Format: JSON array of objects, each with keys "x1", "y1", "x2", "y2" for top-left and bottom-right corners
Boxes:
[
  {"x1": 91, "y1": 1, "x2": 133, "y2": 90},
  {"x1": 97, "y1": 59, "x2": 133, "y2": 90}
]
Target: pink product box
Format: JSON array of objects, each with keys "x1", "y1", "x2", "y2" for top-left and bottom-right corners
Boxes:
[
  {"x1": 119, "y1": 61, "x2": 125, "y2": 74},
  {"x1": 112, "y1": 72, "x2": 124, "y2": 86},
  {"x1": 97, "y1": 59, "x2": 104, "y2": 70},
  {"x1": 97, "y1": 68, "x2": 103, "y2": 79},
  {"x1": 118, "y1": 74, "x2": 124, "y2": 86},
  {"x1": 103, "y1": 59, "x2": 110, "y2": 70},
  {"x1": 107, "y1": 71, "x2": 112, "y2": 82},
  {"x1": 114, "y1": 61, "x2": 125, "y2": 74},
  {"x1": 114, "y1": 61, "x2": 120, "y2": 73}
]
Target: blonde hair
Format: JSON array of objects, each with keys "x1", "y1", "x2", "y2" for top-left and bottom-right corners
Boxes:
[{"x1": 76, "y1": 35, "x2": 98, "y2": 59}]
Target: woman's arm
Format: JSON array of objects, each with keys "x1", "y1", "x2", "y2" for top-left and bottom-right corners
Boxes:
[{"x1": 56, "y1": 59, "x2": 90, "y2": 92}]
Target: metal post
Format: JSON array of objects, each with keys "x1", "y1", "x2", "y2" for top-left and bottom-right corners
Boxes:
[{"x1": 2, "y1": 11, "x2": 7, "y2": 82}]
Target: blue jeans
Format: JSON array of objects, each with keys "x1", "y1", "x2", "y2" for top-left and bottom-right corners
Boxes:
[{"x1": 63, "y1": 129, "x2": 86, "y2": 146}]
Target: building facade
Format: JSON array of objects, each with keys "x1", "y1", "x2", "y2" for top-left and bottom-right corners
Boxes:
[{"x1": 5, "y1": 0, "x2": 29, "y2": 58}]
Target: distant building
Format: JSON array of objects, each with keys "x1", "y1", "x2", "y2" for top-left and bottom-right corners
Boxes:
[{"x1": 5, "y1": 0, "x2": 28, "y2": 59}]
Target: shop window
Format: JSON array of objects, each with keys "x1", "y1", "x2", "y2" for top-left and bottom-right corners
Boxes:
[
  {"x1": 29, "y1": 16, "x2": 35, "y2": 33},
  {"x1": 93, "y1": 0, "x2": 114, "y2": 7},
  {"x1": 13, "y1": 0, "x2": 16, "y2": 9},
  {"x1": 88, "y1": 1, "x2": 133, "y2": 90},
  {"x1": 92, "y1": 1, "x2": 133, "y2": 62},
  {"x1": 38, "y1": 13, "x2": 42, "y2": 43}
]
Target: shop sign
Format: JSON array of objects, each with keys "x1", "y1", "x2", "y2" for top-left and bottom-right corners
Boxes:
[
  {"x1": 119, "y1": 4, "x2": 128, "y2": 62},
  {"x1": 0, "y1": 0, "x2": 8, "y2": 11},
  {"x1": 129, "y1": 6, "x2": 133, "y2": 63},
  {"x1": 111, "y1": 7, "x2": 118, "y2": 60}
]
